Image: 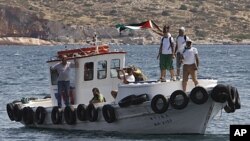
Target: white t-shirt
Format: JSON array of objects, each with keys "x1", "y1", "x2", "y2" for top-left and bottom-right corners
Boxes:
[
  {"x1": 176, "y1": 35, "x2": 189, "y2": 53},
  {"x1": 125, "y1": 74, "x2": 135, "y2": 83},
  {"x1": 161, "y1": 36, "x2": 174, "y2": 54},
  {"x1": 52, "y1": 62, "x2": 75, "y2": 81},
  {"x1": 183, "y1": 47, "x2": 198, "y2": 65}
]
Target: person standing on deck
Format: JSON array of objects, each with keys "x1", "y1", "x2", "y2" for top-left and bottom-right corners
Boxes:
[
  {"x1": 50, "y1": 55, "x2": 79, "y2": 108},
  {"x1": 175, "y1": 27, "x2": 189, "y2": 80},
  {"x1": 156, "y1": 25, "x2": 176, "y2": 81},
  {"x1": 182, "y1": 39, "x2": 199, "y2": 92}
]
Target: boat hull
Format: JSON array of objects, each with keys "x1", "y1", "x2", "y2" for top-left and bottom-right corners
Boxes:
[{"x1": 22, "y1": 97, "x2": 224, "y2": 134}]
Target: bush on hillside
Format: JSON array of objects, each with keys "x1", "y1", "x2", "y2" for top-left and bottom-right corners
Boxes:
[{"x1": 180, "y1": 4, "x2": 188, "y2": 10}]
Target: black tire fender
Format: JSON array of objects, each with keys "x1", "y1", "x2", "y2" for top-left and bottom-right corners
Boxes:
[
  {"x1": 151, "y1": 94, "x2": 169, "y2": 114},
  {"x1": 77, "y1": 104, "x2": 87, "y2": 121},
  {"x1": 102, "y1": 104, "x2": 116, "y2": 123},
  {"x1": 234, "y1": 87, "x2": 241, "y2": 109},
  {"x1": 35, "y1": 106, "x2": 46, "y2": 124},
  {"x1": 170, "y1": 90, "x2": 189, "y2": 110},
  {"x1": 64, "y1": 106, "x2": 76, "y2": 125},
  {"x1": 224, "y1": 85, "x2": 236, "y2": 113},
  {"x1": 131, "y1": 94, "x2": 149, "y2": 105},
  {"x1": 6, "y1": 103, "x2": 15, "y2": 121},
  {"x1": 211, "y1": 84, "x2": 229, "y2": 103},
  {"x1": 13, "y1": 104, "x2": 23, "y2": 122},
  {"x1": 118, "y1": 95, "x2": 136, "y2": 108},
  {"x1": 86, "y1": 103, "x2": 98, "y2": 122},
  {"x1": 22, "y1": 107, "x2": 34, "y2": 125},
  {"x1": 51, "y1": 106, "x2": 63, "y2": 124},
  {"x1": 190, "y1": 86, "x2": 209, "y2": 104}
]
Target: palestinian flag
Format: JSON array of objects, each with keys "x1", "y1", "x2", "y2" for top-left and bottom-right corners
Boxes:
[{"x1": 116, "y1": 20, "x2": 161, "y2": 32}]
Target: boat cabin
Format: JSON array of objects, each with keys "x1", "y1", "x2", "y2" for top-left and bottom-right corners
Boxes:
[{"x1": 47, "y1": 45, "x2": 126, "y2": 106}]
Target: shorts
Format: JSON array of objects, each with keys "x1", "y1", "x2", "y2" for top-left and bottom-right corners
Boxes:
[
  {"x1": 183, "y1": 64, "x2": 198, "y2": 82},
  {"x1": 160, "y1": 54, "x2": 174, "y2": 70}
]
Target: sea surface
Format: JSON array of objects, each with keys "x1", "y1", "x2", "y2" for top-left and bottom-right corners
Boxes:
[{"x1": 0, "y1": 44, "x2": 250, "y2": 141}]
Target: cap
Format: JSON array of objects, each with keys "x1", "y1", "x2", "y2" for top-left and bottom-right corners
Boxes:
[
  {"x1": 186, "y1": 38, "x2": 192, "y2": 43},
  {"x1": 179, "y1": 27, "x2": 185, "y2": 31}
]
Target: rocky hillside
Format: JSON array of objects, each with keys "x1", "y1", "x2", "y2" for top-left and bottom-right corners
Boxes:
[{"x1": 0, "y1": 0, "x2": 250, "y2": 45}]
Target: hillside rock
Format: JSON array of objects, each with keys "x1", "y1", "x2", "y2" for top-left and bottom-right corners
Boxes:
[{"x1": 0, "y1": 0, "x2": 249, "y2": 45}]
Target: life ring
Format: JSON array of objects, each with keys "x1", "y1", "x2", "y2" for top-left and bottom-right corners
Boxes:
[
  {"x1": 118, "y1": 95, "x2": 136, "y2": 108},
  {"x1": 77, "y1": 104, "x2": 87, "y2": 121},
  {"x1": 13, "y1": 104, "x2": 22, "y2": 122},
  {"x1": 131, "y1": 94, "x2": 149, "y2": 105},
  {"x1": 151, "y1": 94, "x2": 169, "y2": 114},
  {"x1": 170, "y1": 90, "x2": 189, "y2": 110},
  {"x1": 211, "y1": 84, "x2": 229, "y2": 103},
  {"x1": 51, "y1": 106, "x2": 63, "y2": 124},
  {"x1": 22, "y1": 107, "x2": 34, "y2": 125},
  {"x1": 190, "y1": 86, "x2": 209, "y2": 105},
  {"x1": 35, "y1": 106, "x2": 46, "y2": 124},
  {"x1": 6, "y1": 103, "x2": 15, "y2": 121},
  {"x1": 86, "y1": 104, "x2": 98, "y2": 122},
  {"x1": 102, "y1": 104, "x2": 116, "y2": 123},
  {"x1": 64, "y1": 106, "x2": 76, "y2": 125}
]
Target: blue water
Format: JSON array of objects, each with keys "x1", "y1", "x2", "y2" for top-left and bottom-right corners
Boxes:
[{"x1": 0, "y1": 44, "x2": 250, "y2": 141}]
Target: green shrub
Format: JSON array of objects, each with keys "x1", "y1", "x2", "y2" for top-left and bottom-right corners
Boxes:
[{"x1": 180, "y1": 4, "x2": 188, "y2": 10}]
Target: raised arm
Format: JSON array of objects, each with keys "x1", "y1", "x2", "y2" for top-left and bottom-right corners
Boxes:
[{"x1": 151, "y1": 29, "x2": 164, "y2": 36}]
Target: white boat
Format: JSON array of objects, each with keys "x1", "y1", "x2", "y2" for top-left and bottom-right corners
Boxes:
[{"x1": 6, "y1": 44, "x2": 241, "y2": 134}]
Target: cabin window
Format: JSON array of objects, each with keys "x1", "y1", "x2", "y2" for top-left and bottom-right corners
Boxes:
[
  {"x1": 84, "y1": 62, "x2": 94, "y2": 81},
  {"x1": 50, "y1": 69, "x2": 58, "y2": 85},
  {"x1": 97, "y1": 60, "x2": 107, "y2": 79},
  {"x1": 110, "y1": 59, "x2": 120, "y2": 78}
]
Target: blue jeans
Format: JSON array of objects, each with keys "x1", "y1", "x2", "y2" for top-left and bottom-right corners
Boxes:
[{"x1": 57, "y1": 81, "x2": 70, "y2": 107}]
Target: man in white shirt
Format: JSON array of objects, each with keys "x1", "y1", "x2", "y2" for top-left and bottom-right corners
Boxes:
[
  {"x1": 111, "y1": 67, "x2": 135, "y2": 98},
  {"x1": 175, "y1": 27, "x2": 189, "y2": 80},
  {"x1": 182, "y1": 39, "x2": 199, "y2": 92},
  {"x1": 118, "y1": 67, "x2": 135, "y2": 84},
  {"x1": 156, "y1": 25, "x2": 175, "y2": 81},
  {"x1": 51, "y1": 55, "x2": 78, "y2": 107}
]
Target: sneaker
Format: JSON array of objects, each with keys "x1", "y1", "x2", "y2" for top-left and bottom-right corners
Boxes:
[
  {"x1": 170, "y1": 77, "x2": 176, "y2": 81},
  {"x1": 176, "y1": 76, "x2": 181, "y2": 81},
  {"x1": 157, "y1": 78, "x2": 162, "y2": 82},
  {"x1": 157, "y1": 78, "x2": 166, "y2": 82},
  {"x1": 195, "y1": 84, "x2": 200, "y2": 87},
  {"x1": 161, "y1": 78, "x2": 166, "y2": 82}
]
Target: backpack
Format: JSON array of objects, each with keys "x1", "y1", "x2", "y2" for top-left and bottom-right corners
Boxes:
[{"x1": 161, "y1": 37, "x2": 174, "y2": 50}]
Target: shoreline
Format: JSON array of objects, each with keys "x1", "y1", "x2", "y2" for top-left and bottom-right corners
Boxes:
[
  {"x1": 0, "y1": 37, "x2": 58, "y2": 46},
  {"x1": 0, "y1": 37, "x2": 249, "y2": 46}
]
